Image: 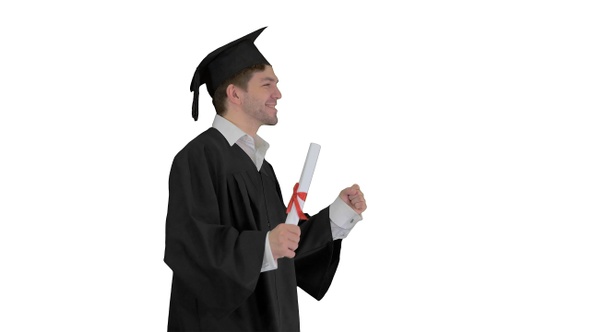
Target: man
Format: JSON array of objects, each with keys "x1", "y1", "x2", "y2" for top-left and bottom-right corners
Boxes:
[{"x1": 164, "y1": 27, "x2": 367, "y2": 331}]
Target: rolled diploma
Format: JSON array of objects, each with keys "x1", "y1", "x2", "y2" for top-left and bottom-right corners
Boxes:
[{"x1": 285, "y1": 143, "x2": 321, "y2": 225}]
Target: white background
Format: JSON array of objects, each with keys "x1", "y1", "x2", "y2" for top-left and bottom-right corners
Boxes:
[{"x1": 1, "y1": 1, "x2": 589, "y2": 331}]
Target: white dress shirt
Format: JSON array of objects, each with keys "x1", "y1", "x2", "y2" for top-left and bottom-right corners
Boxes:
[{"x1": 212, "y1": 115, "x2": 362, "y2": 272}]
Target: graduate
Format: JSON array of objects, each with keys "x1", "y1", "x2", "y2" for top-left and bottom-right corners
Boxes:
[{"x1": 164, "y1": 26, "x2": 367, "y2": 332}]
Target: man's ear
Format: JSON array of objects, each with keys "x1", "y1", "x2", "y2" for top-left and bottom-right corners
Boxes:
[{"x1": 226, "y1": 84, "x2": 242, "y2": 106}]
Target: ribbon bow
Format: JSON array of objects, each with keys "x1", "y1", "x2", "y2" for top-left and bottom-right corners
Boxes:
[{"x1": 286, "y1": 182, "x2": 308, "y2": 220}]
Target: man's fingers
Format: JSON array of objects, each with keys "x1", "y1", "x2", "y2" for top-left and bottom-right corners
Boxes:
[{"x1": 270, "y1": 224, "x2": 301, "y2": 259}]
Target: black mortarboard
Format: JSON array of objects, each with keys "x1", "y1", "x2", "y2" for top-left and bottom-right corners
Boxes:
[{"x1": 189, "y1": 27, "x2": 271, "y2": 121}]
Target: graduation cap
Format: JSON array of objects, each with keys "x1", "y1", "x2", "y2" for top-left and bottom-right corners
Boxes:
[{"x1": 190, "y1": 27, "x2": 271, "y2": 121}]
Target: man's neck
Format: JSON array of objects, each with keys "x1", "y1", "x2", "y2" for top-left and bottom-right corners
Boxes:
[{"x1": 223, "y1": 113, "x2": 260, "y2": 138}]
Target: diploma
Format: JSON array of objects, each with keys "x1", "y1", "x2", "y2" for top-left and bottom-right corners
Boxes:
[{"x1": 285, "y1": 143, "x2": 321, "y2": 225}]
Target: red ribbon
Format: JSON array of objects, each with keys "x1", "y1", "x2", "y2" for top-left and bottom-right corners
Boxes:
[{"x1": 286, "y1": 182, "x2": 308, "y2": 220}]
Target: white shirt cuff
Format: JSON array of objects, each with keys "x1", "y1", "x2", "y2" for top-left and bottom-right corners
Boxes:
[
  {"x1": 329, "y1": 197, "x2": 363, "y2": 240},
  {"x1": 261, "y1": 232, "x2": 278, "y2": 272}
]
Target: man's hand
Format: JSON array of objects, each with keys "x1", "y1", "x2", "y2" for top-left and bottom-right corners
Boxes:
[
  {"x1": 339, "y1": 184, "x2": 367, "y2": 214},
  {"x1": 269, "y1": 224, "x2": 301, "y2": 260}
]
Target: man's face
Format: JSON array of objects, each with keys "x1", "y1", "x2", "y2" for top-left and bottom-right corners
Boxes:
[{"x1": 241, "y1": 66, "x2": 282, "y2": 126}]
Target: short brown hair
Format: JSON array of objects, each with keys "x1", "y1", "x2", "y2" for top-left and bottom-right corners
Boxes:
[{"x1": 212, "y1": 64, "x2": 267, "y2": 116}]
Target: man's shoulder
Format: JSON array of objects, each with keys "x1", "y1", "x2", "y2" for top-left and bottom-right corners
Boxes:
[
  {"x1": 186, "y1": 127, "x2": 222, "y2": 146},
  {"x1": 175, "y1": 127, "x2": 218, "y2": 149},
  {"x1": 173, "y1": 128, "x2": 227, "y2": 160}
]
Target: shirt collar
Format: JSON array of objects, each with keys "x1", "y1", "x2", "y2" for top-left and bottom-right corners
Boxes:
[
  {"x1": 212, "y1": 114, "x2": 270, "y2": 152},
  {"x1": 212, "y1": 115, "x2": 245, "y2": 146}
]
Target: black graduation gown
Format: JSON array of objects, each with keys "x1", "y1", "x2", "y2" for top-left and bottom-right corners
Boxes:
[{"x1": 164, "y1": 128, "x2": 342, "y2": 332}]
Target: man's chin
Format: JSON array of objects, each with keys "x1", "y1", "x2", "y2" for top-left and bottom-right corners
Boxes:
[{"x1": 264, "y1": 115, "x2": 278, "y2": 126}]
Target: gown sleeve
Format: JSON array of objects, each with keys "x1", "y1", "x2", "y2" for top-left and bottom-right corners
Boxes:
[
  {"x1": 163, "y1": 145, "x2": 267, "y2": 318},
  {"x1": 295, "y1": 208, "x2": 343, "y2": 300},
  {"x1": 268, "y1": 168, "x2": 343, "y2": 301}
]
